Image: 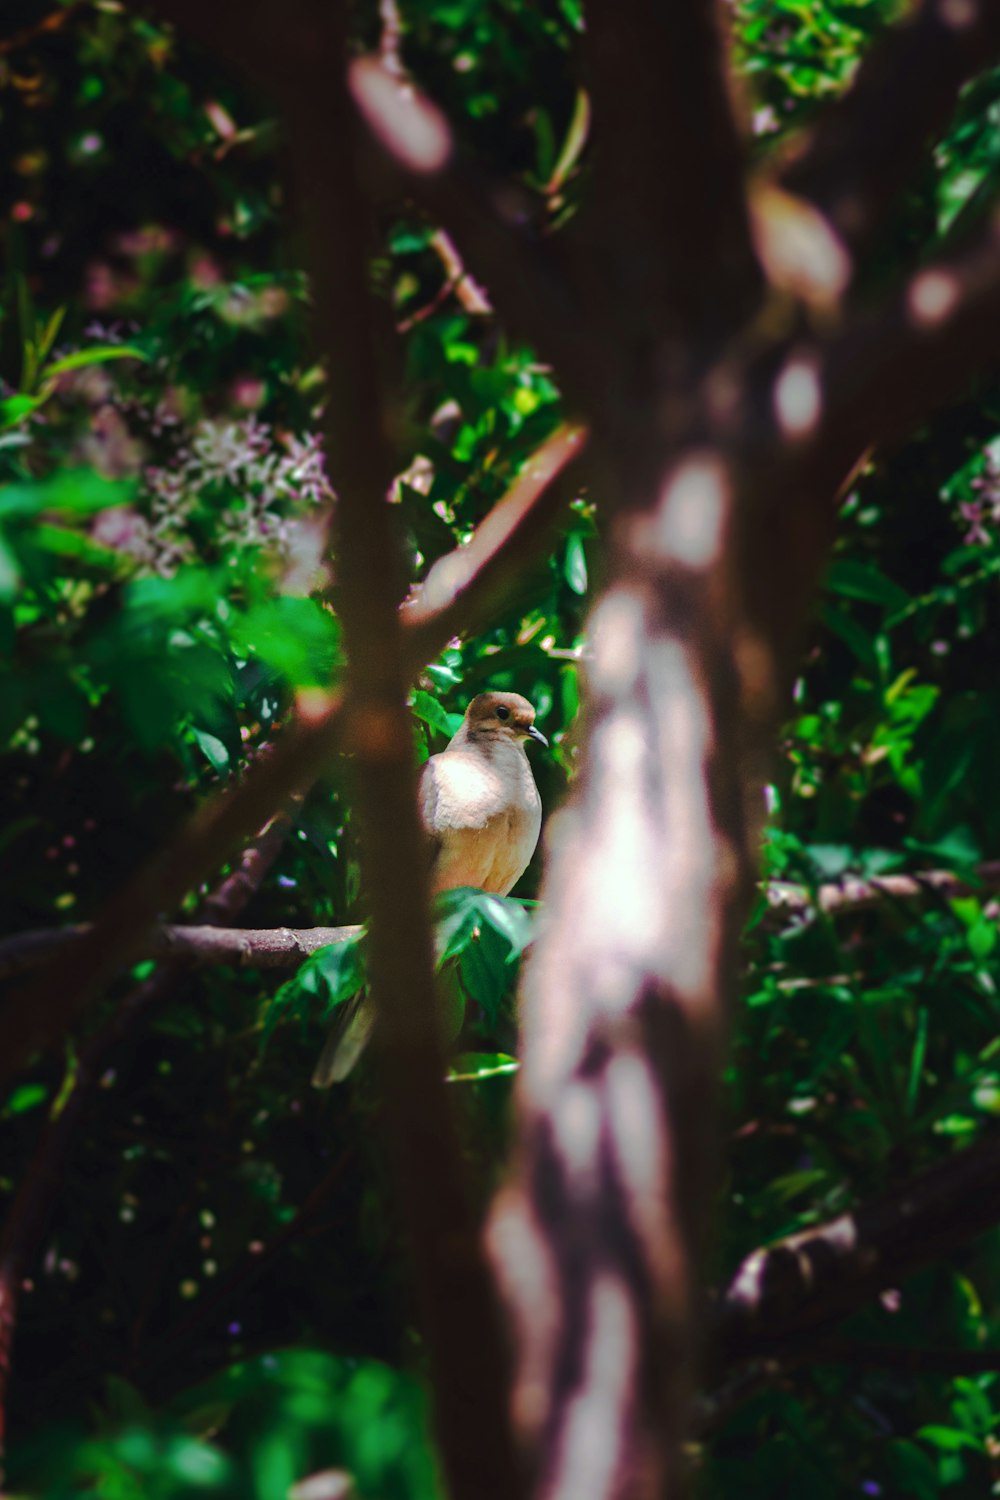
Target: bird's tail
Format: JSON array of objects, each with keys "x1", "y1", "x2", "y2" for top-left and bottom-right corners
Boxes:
[{"x1": 311, "y1": 991, "x2": 377, "y2": 1087}]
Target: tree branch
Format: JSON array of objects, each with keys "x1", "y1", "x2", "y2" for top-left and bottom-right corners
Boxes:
[
  {"x1": 9, "y1": 850, "x2": 1000, "y2": 983},
  {"x1": 404, "y1": 420, "x2": 587, "y2": 658},
  {"x1": 782, "y1": 0, "x2": 1000, "y2": 266},
  {"x1": 0, "y1": 922, "x2": 362, "y2": 982},
  {"x1": 765, "y1": 859, "x2": 1000, "y2": 924},
  {"x1": 581, "y1": 0, "x2": 762, "y2": 347},
  {"x1": 716, "y1": 1128, "x2": 1000, "y2": 1362}
]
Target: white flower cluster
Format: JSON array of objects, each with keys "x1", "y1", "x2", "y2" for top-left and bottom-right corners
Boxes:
[{"x1": 96, "y1": 417, "x2": 333, "y2": 578}]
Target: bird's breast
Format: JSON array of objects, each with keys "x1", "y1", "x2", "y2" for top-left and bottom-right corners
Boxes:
[{"x1": 424, "y1": 743, "x2": 541, "y2": 896}]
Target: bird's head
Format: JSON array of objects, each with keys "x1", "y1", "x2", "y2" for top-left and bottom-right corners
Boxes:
[{"x1": 462, "y1": 691, "x2": 548, "y2": 748}]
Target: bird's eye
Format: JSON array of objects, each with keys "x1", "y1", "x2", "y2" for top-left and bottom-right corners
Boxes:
[{"x1": 496, "y1": 705, "x2": 510, "y2": 721}]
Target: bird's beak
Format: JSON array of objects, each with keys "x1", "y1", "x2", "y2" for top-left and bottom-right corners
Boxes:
[{"x1": 526, "y1": 724, "x2": 548, "y2": 748}]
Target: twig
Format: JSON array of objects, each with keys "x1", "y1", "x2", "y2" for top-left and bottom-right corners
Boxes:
[
  {"x1": 377, "y1": 0, "x2": 404, "y2": 77},
  {"x1": 751, "y1": 208, "x2": 1000, "y2": 483},
  {"x1": 0, "y1": 2, "x2": 86, "y2": 56},
  {"x1": 404, "y1": 420, "x2": 587, "y2": 658},
  {"x1": 429, "y1": 229, "x2": 492, "y2": 316},
  {"x1": 395, "y1": 229, "x2": 493, "y2": 334}
]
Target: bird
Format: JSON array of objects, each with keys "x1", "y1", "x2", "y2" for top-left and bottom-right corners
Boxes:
[{"x1": 311, "y1": 690, "x2": 547, "y2": 1085}]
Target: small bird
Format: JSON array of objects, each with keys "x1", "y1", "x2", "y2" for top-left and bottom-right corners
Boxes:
[{"x1": 312, "y1": 691, "x2": 547, "y2": 1085}]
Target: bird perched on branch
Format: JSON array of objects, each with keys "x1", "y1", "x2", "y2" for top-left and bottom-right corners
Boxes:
[{"x1": 312, "y1": 691, "x2": 547, "y2": 1085}]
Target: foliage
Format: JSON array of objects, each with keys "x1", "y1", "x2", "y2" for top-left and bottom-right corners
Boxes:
[{"x1": 4, "y1": 1, "x2": 1000, "y2": 1497}]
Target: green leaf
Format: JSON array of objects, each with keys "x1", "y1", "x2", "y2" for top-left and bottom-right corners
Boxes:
[
  {"x1": 457, "y1": 922, "x2": 516, "y2": 1022},
  {"x1": 4, "y1": 1082, "x2": 48, "y2": 1116},
  {"x1": 0, "y1": 394, "x2": 42, "y2": 428},
  {"x1": 826, "y1": 558, "x2": 910, "y2": 613},
  {"x1": 432, "y1": 886, "x2": 483, "y2": 962},
  {"x1": 917, "y1": 1425, "x2": 983, "y2": 1453},
  {"x1": 313, "y1": 939, "x2": 368, "y2": 1010},
  {"x1": 42, "y1": 344, "x2": 148, "y2": 378},
  {"x1": 818, "y1": 602, "x2": 879, "y2": 672},
  {"x1": 265, "y1": 933, "x2": 368, "y2": 1042},
  {"x1": 228, "y1": 597, "x2": 341, "y2": 687},
  {"x1": 0, "y1": 470, "x2": 135, "y2": 520},
  {"x1": 886, "y1": 1439, "x2": 939, "y2": 1499},
  {"x1": 475, "y1": 893, "x2": 534, "y2": 958},
  {"x1": 191, "y1": 727, "x2": 231, "y2": 776},
  {"x1": 411, "y1": 689, "x2": 462, "y2": 739},
  {"x1": 564, "y1": 533, "x2": 588, "y2": 595},
  {"x1": 447, "y1": 1052, "x2": 519, "y2": 1082}
]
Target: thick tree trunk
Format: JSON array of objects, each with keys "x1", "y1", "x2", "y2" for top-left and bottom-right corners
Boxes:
[{"x1": 489, "y1": 455, "x2": 757, "y2": 1498}]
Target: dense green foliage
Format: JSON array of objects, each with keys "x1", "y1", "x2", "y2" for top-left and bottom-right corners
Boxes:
[{"x1": 5, "y1": 1, "x2": 1000, "y2": 1496}]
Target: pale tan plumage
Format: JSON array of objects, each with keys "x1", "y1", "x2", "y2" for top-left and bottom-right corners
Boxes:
[{"x1": 312, "y1": 691, "x2": 546, "y2": 1085}]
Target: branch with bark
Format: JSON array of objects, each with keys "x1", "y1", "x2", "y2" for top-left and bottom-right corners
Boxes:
[
  {"x1": 714, "y1": 1126, "x2": 1000, "y2": 1371},
  {"x1": 0, "y1": 922, "x2": 362, "y2": 981},
  {"x1": 8, "y1": 852, "x2": 1000, "y2": 981}
]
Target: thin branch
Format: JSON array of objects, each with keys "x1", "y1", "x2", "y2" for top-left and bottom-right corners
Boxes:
[
  {"x1": 404, "y1": 420, "x2": 587, "y2": 658},
  {"x1": 0, "y1": 2, "x2": 86, "y2": 55},
  {"x1": 9, "y1": 848, "x2": 999, "y2": 981},
  {"x1": 0, "y1": 693, "x2": 349, "y2": 1082},
  {"x1": 782, "y1": 0, "x2": 1000, "y2": 265},
  {"x1": 582, "y1": 0, "x2": 762, "y2": 346},
  {"x1": 0, "y1": 922, "x2": 362, "y2": 982},
  {"x1": 766, "y1": 859, "x2": 1000, "y2": 923},
  {"x1": 429, "y1": 229, "x2": 492, "y2": 316},
  {"x1": 738, "y1": 208, "x2": 1000, "y2": 668},
  {"x1": 395, "y1": 229, "x2": 493, "y2": 333},
  {"x1": 716, "y1": 1127, "x2": 1000, "y2": 1362},
  {"x1": 377, "y1": 0, "x2": 404, "y2": 77}
]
